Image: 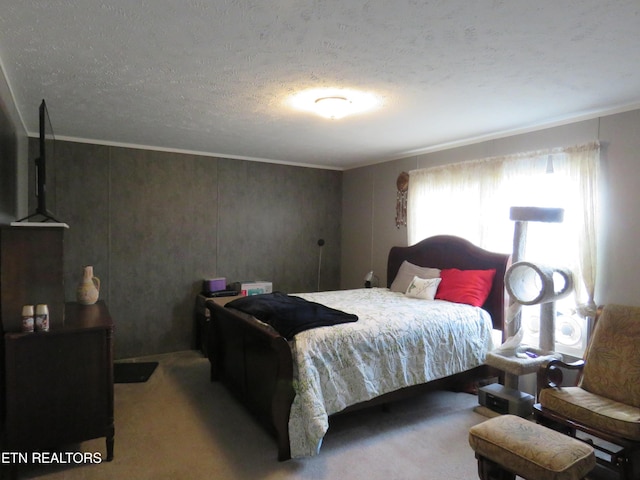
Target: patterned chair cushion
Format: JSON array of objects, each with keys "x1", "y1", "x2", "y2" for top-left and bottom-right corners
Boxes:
[
  {"x1": 580, "y1": 304, "x2": 640, "y2": 408},
  {"x1": 539, "y1": 386, "x2": 640, "y2": 441},
  {"x1": 469, "y1": 415, "x2": 595, "y2": 480}
]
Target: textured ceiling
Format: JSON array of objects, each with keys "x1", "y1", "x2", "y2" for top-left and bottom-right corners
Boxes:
[{"x1": 1, "y1": 1, "x2": 639, "y2": 169}]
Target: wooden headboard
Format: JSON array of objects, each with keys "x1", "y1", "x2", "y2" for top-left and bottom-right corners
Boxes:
[{"x1": 387, "y1": 235, "x2": 510, "y2": 333}]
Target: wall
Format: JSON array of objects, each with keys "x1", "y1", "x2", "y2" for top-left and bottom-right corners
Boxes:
[
  {"x1": 0, "y1": 66, "x2": 28, "y2": 223},
  {"x1": 0, "y1": 105, "x2": 17, "y2": 223},
  {"x1": 596, "y1": 109, "x2": 640, "y2": 304},
  {"x1": 341, "y1": 109, "x2": 640, "y2": 310},
  {"x1": 27, "y1": 140, "x2": 342, "y2": 359},
  {"x1": 341, "y1": 156, "x2": 415, "y2": 288}
]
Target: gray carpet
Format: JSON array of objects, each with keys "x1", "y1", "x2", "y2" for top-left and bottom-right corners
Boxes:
[{"x1": 18, "y1": 350, "x2": 617, "y2": 480}]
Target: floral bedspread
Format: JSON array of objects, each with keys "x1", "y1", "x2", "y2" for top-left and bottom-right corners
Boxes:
[{"x1": 288, "y1": 288, "x2": 495, "y2": 457}]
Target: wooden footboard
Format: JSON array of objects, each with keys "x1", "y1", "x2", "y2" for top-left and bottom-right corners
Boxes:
[{"x1": 206, "y1": 300, "x2": 295, "y2": 460}]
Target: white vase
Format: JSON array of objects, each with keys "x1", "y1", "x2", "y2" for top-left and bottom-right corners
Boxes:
[{"x1": 76, "y1": 265, "x2": 100, "y2": 305}]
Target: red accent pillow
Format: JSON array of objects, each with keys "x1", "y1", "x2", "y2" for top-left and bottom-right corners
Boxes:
[{"x1": 435, "y1": 268, "x2": 496, "y2": 307}]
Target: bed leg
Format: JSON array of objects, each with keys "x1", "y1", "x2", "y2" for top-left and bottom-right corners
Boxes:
[
  {"x1": 210, "y1": 363, "x2": 219, "y2": 382},
  {"x1": 277, "y1": 443, "x2": 291, "y2": 461},
  {"x1": 273, "y1": 388, "x2": 293, "y2": 461}
]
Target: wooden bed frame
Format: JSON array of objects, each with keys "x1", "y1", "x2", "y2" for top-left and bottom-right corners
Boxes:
[{"x1": 206, "y1": 235, "x2": 510, "y2": 460}]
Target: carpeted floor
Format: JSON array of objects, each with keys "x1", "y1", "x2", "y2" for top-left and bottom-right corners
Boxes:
[{"x1": 16, "y1": 350, "x2": 617, "y2": 480}]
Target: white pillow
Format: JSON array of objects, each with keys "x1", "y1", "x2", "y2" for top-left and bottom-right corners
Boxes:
[
  {"x1": 390, "y1": 260, "x2": 441, "y2": 293},
  {"x1": 405, "y1": 276, "x2": 442, "y2": 300}
]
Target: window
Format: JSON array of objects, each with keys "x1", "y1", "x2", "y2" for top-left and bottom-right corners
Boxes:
[{"x1": 407, "y1": 143, "x2": 600, "y2": 357}]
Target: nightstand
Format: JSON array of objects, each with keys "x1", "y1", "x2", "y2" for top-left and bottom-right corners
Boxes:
[{"x1": 194, "y1": 294, "x2": 240, "y2": 355}]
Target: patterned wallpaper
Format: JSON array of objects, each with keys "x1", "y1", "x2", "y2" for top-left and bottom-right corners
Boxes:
[
  {"x1": 28, "y1": 139, "x2": 342, "y2": 359},
  {"x1": 0, "y1": 106, "x2": 18, "y2": 223}
]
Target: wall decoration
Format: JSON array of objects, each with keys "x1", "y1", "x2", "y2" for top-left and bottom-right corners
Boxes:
[{"x1": 395, "y1": 171, "x2": 409, "y2": 228}]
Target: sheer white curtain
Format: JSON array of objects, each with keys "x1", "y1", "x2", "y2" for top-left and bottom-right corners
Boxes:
[{"x1": 407, "y1": 142, "x2": 600, "y2": 317}]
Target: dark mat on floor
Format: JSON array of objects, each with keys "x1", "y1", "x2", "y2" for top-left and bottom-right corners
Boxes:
[{"x1": 114, "y1": 361, "x2": 158, "y2": 383}]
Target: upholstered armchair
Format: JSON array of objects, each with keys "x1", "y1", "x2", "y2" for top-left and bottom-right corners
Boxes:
[{"x1": 534, "y1": 304, "x2": 640, "y2": 480}]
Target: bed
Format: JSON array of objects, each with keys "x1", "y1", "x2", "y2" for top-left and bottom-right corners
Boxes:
[{"x1": 205, "y1": 235, "x2": 509, "y2": 460}]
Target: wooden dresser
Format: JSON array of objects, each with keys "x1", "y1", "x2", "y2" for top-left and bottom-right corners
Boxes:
[{"x1": 3, "y1": 301, "x2": 115, "y2": 461}]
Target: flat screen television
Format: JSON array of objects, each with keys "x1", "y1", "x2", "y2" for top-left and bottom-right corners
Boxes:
[{"x1": 17, "y1": 99, "x2": 61, "y2": 222}]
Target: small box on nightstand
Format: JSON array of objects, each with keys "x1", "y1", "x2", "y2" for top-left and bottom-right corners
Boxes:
[
  {"x1": 240, "y1": 281, "x2": 272, "y2": 296},
  {"x1": 202, "y1": 277, "x2": 226, "y2": 293}
]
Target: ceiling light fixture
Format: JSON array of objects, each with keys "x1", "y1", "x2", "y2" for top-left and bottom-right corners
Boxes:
[
  {"x1": 314, "y1": 96, "x2": 352, "y2": 120},
  {"x1": 290, "y1": 88, "x2": 381, "y2": 120}
]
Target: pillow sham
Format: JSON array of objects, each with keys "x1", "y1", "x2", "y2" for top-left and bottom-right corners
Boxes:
[
  {"x1": 405, "y1": 276, "x2": 441, "y2": 300},
  {"x1": 435, "y1": 268, "x2": 496, "y2": 307},
  {"x1": 390, "y1": 260, "x2": 441, "y2": 293}
]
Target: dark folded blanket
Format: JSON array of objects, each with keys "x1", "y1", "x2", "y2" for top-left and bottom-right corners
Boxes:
[{"x1": 225, "y1": 291, "x2": 358, "y2": 339}]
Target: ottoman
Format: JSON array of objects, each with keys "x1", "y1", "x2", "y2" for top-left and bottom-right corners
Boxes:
[{"x1": 468, "y1": 415, "x2": 595, "y2": 480}]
